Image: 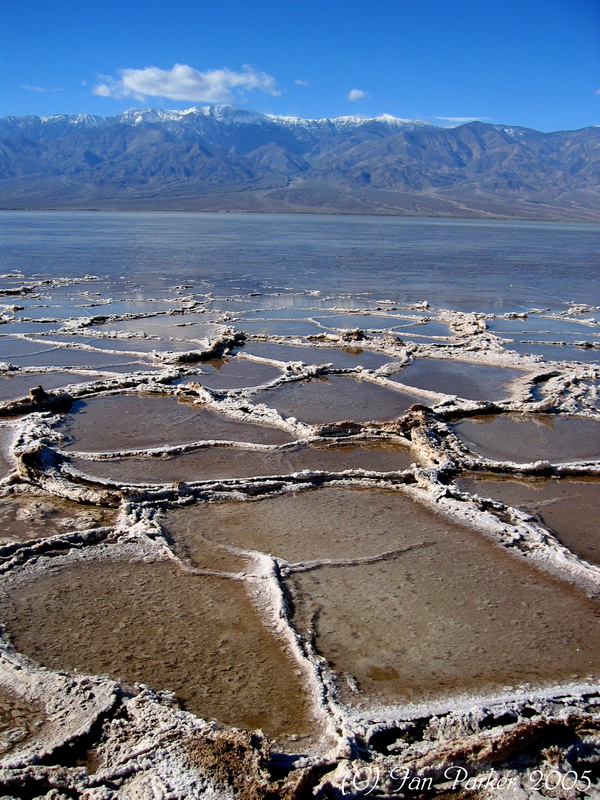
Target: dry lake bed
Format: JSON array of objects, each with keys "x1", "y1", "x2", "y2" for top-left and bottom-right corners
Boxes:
[{"x1": 0, "y1": 213, "x2": 599, "y2": 799}]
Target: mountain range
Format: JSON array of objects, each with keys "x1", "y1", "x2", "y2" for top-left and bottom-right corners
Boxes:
[{"x1": 0, "y1": 105, "x2": 599, "y2": 220}]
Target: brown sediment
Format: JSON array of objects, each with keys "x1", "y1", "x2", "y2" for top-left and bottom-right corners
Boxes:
[
  {"x1": 452, "y1": 413, "x2": 600, "y2": 463},
  {"x1": 161, "y1": 527, "x2": 250, "y2": 573},
  {"x1": 67, "y1": 441, "x2": 416, "y2": 485},
  {"x1": 0, "y1": 557, "x2": 319, "y2": 748},
  {"x1": 282, "y1": 490, "x2": 600, "y2": 707},
  {"x1": 0, "y1": 687, "x2": 46, "y2": 757},
  {"x1": 163, "y1": 487, "x2": 430, "y2": 564},
  {"x1": 458, "y1": 474, "x2": 600, "y2": 566},
  {"x1": 252, "y1": 375, "x2": 423, "y2": 424},
  {"x1": 59, "y1": 394, "x2": 294, "y2": 451},
  {"x1": 0, "y1": 493, "x2": 118, "y2": 544}
]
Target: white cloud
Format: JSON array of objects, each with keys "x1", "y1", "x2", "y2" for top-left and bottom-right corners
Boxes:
[
  {"x1": 434, "y1": 116, "x2": 491, "y2": 124},
  {"x1": 295, "y1": 79, "x2": 311, "y2": 86},
  {"x1": 20, "y1": 84, "x2": 63, "y2": 93},
  {"x1": 93, "y1": 63, "x2": 280, "y2": 103},
  {"x1": 596, "y1": 88, "x2": 600, "y2": 95},
  {"x1": 348, "y1": 88, "x2": 368, "y2": 101}
]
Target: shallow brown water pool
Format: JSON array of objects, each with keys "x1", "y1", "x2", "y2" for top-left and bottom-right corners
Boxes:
[{"x1": 453, "y1": 414, "x2": 600, "y2": 463}]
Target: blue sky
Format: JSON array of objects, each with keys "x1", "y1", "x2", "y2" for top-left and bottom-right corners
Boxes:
[{"x1": 1, "y1": 0, "x2": 599, "y2": 131}]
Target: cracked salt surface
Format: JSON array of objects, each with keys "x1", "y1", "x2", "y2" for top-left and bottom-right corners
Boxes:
[{"x1": 0, "y1": 273, "x2": 599, "y2": 797}]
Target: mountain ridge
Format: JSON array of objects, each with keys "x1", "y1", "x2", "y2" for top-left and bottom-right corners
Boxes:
[{"x1": 1, "y1": 106, "x2": 598, "y2": 220}]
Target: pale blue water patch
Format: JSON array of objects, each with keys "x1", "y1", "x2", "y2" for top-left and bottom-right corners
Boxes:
[
  {"x1": 93, "y1": 315, "x2": 225, "y2": 339},
  {"x1": 0, "y1": 337, "x2": 58, "y2": 359},
  {"x1": 488, "y1": 317, "x2": 599, "y2": 334},
  {"x1": 36, "y1": 335, "x2": 197, "y2": 354},
  {"x1": 209, "y1": 299, "x2": 262, "y2": 313},
  {"x1": 504, "y1": 341, "x2": 600, "y2": 363},
  {"x1": 7, "y1": 348, "x2": 157, "y2": 369},
  {"x1": 0, "y1": 321, "x2": 63, "y2": 334},
  {"x1": 12, "y1": 305, "x2": 109, "y2": 321},
  {"x1": 392, "y1": 321, "x2": 452, "y2": 336},
  {"x1": 233, "y1": 308, "x2": 329, "y2": 320},
  {"x1": 0, "y1": 371, "x2": 99, "y2": 402},
  {"x1": 501, "y1": 331, "x2": 599, "y2": 344},
  {"x1": 2, "y1": 212, "x2": 598, "y2": 312},
  {"x1": 83, "y1": 300, "x2": 176, "y2": 317},
  {"x1": 232, "y1": 319, "x2": 325, "y2": 336},
  {"x1": 315, "y1": 314, "x2": 410, "y2": 330}
]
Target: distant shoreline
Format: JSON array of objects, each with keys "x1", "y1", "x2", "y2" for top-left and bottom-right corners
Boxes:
[{"x1": 2, "y1": 205, "x2": 599, "y2": 223}]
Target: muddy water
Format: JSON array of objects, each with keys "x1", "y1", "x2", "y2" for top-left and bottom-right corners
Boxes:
[
  {"x1": 1, "y1": 226, "x2": 599, "y2": 779},
  {"x1": 75, "y1": 441, "x2": 415, "y2": 485},
  {"x1": 0, "y1": 559, "x2": 317, "y2": 745},
  {"x1": 0, "y1": 494, "x2": 117, "y2": 544},
  {"x1": 59, "y1": 394, "x2": 294, "y2": 451},
  {"x1": 458, "y1": 475, "x2": 600, "y2": 566},
  {"x1": 164, "y1": 486, "x2": 600, "y2": 706},
  {"x1": 253, "y1": 376, "x2": 422, "y2": 424},
  {"x1": 243, "y1": 342, "x2": 395, "y2": 370},
  {"x1": 453, "y1": 414, "x2": 600, "y2": 463},
  {"x1": 164, "y1": 487, "x2": 435, "y2": 564},
  {"x1": 390, "y1": 359, "x2": 524, "y2": 400},
  {"x1": 278, "y1": 491, "x2": 600, "y2": 706}
]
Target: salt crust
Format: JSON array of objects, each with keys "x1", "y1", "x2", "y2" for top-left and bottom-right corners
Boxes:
[{"x1": 0, "y1": 277, "x2": 599, "y2": 798}]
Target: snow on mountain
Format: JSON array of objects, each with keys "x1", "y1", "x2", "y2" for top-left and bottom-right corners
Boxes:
[{"x1": 0, "y1": 106, "x2": 433, "y2": 136}]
